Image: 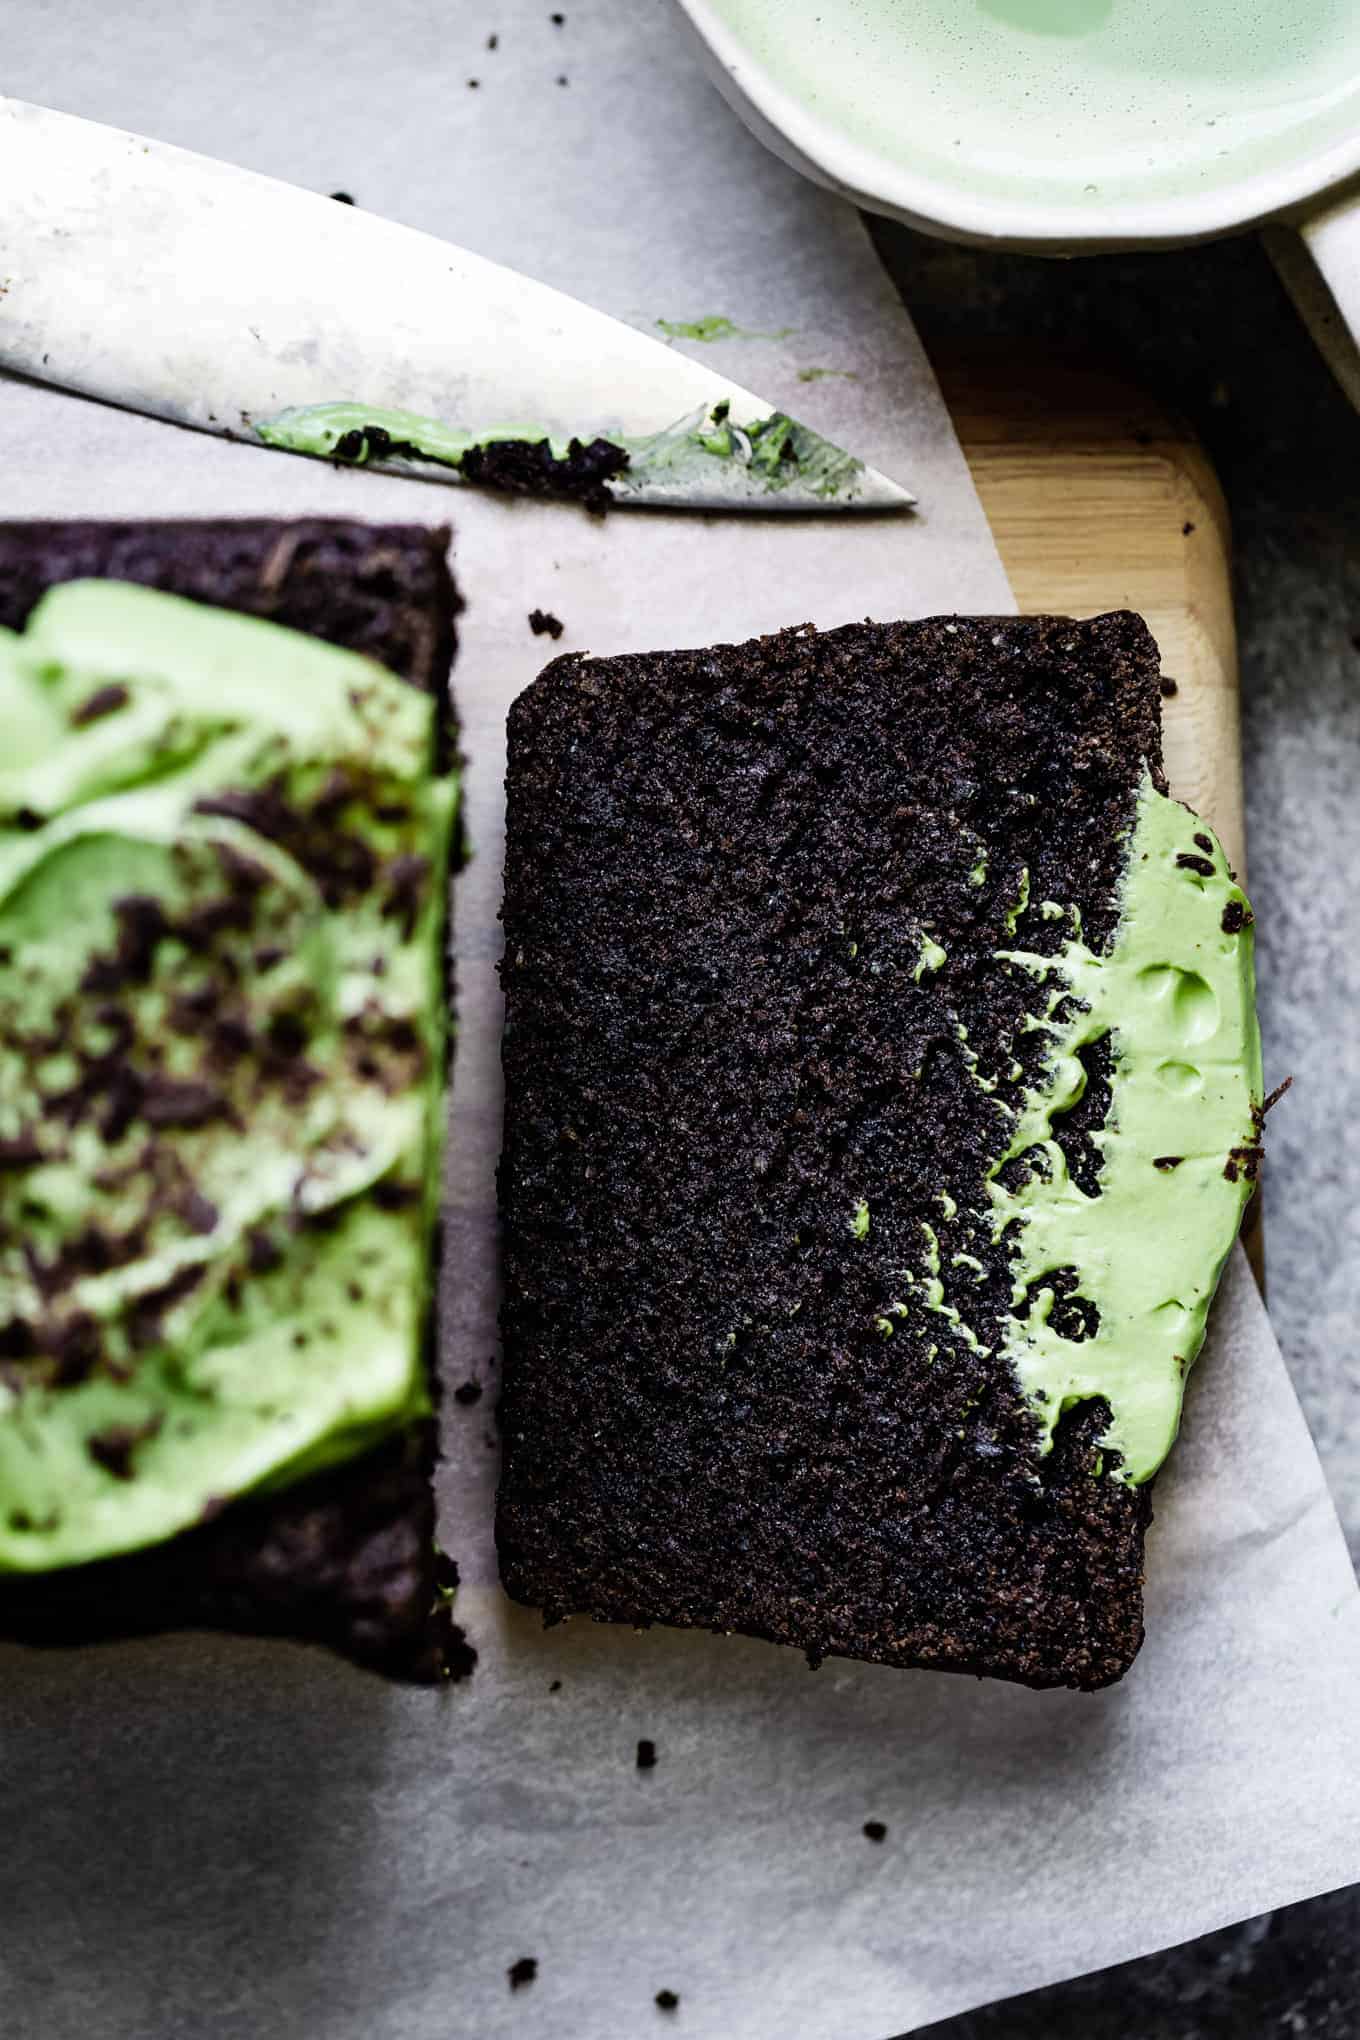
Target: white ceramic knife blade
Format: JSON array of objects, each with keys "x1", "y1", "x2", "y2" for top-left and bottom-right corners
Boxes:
[{"x1": 0, "y1": 96, "x2": 913, "y2": 512}]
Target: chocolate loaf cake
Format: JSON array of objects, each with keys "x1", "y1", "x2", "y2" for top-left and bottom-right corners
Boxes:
[
  {"x1": 0, "y1": 520, "x2": 462, "y2": 1678},
  {"x1": 497, "y1": 613, "x2": 1261, "y2": 1691}
]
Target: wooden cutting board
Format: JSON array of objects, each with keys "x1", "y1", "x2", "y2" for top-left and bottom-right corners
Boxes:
[
  {"x1": 937, "y1": 346, "x2": 1246, "y2": 881},
  {"x1": 939, "y1": 343, "x2": 1262, "y2": 1276}
]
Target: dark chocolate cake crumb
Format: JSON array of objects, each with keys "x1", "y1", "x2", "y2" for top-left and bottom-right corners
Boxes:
[
  {"x1": 529, "y1": 608, "x2": 565, "y2": 639},
  {"x1": 1159, "y1": 676, "x2": 1179, "y2": 697},
  {"x1": 862, "y1": 1820, "x2": 888, "y2": 1844},
  {"x1": 0, "y1": 1131, "x2": 42, "y2": 1170},
  {"x1": 548, "y1": 1678, "x2": 562, "y2": 1692},
  {"x1": 1221, "y1": 898, "x2": 1252, "y2": 934},
  {"x1": 179, "y1": 1189, "x2": 221, "y2": 1236},
  {"x1": 636, "y1": 1738, "x2": 658, "y2": 1771},
  {"x1": 459, "y1": 435, "x2": 627, "y2": 513},
  {"x1": 487, "y1": 32, "x2": 499, "y2": 49},
  {"x1": 1224, "y1": 1143, "x2": 1264, "y2": 1184},
  {"x1": 246, "y1": 1228, "x2": 282, "y2": 1275},
  {"x1": 326, "y1": 421, "x2": 624, "y2": 513},
  {"x1": 330, "y1": 191, "x2": 355, "y2": 204},
  {"x1": 655, "y1": 1990, "x2": 680, "y2": 2013},
  {"x1": 454, "y1": 1379, "x2": 484, "y2": 1407},
  {"x1": 70, "y1": 681, "x2": 130, "y2": 726},
  {"x1": 50, "y1": 1316, "x2": 103, "y2": 1388},
  {"x1": 86, "y1": 1416, "x2": 163, "y2": 1481},
  {"x1": 1152, "y1": 1155, "x2": 1184, "y2": 1171},
  {"x1": 508, "y1": 1958, "x2": 538, "y2": 1992}
]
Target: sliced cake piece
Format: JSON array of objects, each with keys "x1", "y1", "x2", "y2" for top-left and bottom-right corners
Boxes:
[
  {"x1": 0, "y1": 520, "x2": 462, "y2": 1678},
  {"x1": 497, "y1": 613, "x2": 1262, "y2": 1691}
]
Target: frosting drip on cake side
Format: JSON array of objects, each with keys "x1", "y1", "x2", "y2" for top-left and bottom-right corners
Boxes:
[{"x1": 875, "y1": 774, "x2": 1261, "y2": 1486}]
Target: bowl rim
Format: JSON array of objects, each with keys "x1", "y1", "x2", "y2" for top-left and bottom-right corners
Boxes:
[{"x1": 674, "y1": 0, "x2": 1360, "y2": 251}]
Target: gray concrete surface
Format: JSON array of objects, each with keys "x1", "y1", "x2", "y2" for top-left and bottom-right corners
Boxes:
[{"x1": 875, "y1": 222, "x2": 1360, "y2": 2038}]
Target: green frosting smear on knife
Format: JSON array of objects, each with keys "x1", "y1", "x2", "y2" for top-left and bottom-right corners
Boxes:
[
  {"x1": 654, "y1": 315, "x2": 795, "y2": 342},
  {"x1": 255, "y1": 399, "x2": 872, "y2": 504},
  {"x1": 0, "y1": 583, "x2": 456, "y2": 1572}
]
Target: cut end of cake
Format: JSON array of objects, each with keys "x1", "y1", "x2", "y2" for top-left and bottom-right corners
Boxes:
[{"x1": 496, "y1": 611, "x2": 1260, "y2": 1692}]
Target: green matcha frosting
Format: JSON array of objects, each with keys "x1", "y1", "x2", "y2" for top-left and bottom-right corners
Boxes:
[
  {"x1": 988, "y1": 777, "x2": 1261, "y2": 1482},
  {"x1": 883, "y1": 775, "x2": 1261, "y2": 1485},
  {"x1": 0, "y1": 582, "x2": 455, "y2": 1572}
]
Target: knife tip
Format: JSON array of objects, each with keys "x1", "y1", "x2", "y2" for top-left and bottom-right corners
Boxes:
[{"x1": 855, "y1": 464, "x2": 916, "y2": 510}]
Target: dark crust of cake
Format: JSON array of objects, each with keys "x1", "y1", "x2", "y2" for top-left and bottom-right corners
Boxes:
[
  {"x1": 0, "y1": 517, "x2": 459, "y2": 694},
  {"x1": 497, "y1": 612, "x2": 1165, "y2": 1692},
  {"x1": 0, "y1": 518, "x2": 460, "y2": 1680}
]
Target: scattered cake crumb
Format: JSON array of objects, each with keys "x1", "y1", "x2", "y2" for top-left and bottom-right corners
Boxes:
[
  {"x1": 330, "y1": 191, "x2": 355, "y2": 204},
  {"x1": 636, "y1": 1738, "x2": 658, "y2": 1770},
  {"x1": 1262, "y1": 1075, "x2": 1294, "y2": 1116},
  {"x1": 86, "y1": 1418, "x2": 161, "y2": 1481},
  {"x1": 862, "y1": 1820, "x2": 887, "y2": 1843},
  {"x1": 487, "y1": 32, "x2": 499, "y2": 48},
  {"x1": 454, "y1": 1379, "x2": 484, "y2": 1407},
  {"x1": 655, "y1": 1990, "x2": 680, "y2": 2013},
  {"x1": 508, "y1": 1957, "x2": 538, "y2": 1992},
  {"x1": 549, "y1": 1678, "x2": 562, "y2": 1692},
  {"x1": 1159, "y1": 676, "x2": 1179, "y2": 697},
  {"x1": 529, "y1": 608, "x2": 565, "y2": 639},
  {"x1": 1182, "y1": 520, "x2": 1195, "y2": 536}
]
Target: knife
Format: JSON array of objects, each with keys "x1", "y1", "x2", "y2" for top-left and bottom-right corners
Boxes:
[{"x1": 0, "y1": 97, "x2": 912, "y2": 514}]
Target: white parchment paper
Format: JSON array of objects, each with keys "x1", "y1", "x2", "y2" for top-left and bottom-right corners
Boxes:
[{"x1": 2, "y1": 5, "x2": 1359, "y2": 2038}]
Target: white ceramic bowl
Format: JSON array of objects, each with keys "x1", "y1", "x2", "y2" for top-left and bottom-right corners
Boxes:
[{"x1": 674, "y1": 0, "x2": 1360, "y2": 407}]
